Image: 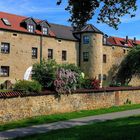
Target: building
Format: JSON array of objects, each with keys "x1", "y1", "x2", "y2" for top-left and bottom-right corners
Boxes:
[{"x1": 0, "y1": 11, "x2": 140, "y2": 86}]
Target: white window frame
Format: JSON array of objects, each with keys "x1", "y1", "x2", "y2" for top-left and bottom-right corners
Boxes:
[
  {"x1": 1, "y1": 42, "x2": 10, "y2": 53},
  {"x1": 28, "y1": 24, "x2": 34, "y2": 33},
  {"x1": 83, "y1": 35, "x2": 90, "y2": 44},
  {"x1": 0, "y1": 66, "x2": 9, "y2": 77},
  {"x1": 42, "y1": 27, "x2": 48, "y2": 35}
]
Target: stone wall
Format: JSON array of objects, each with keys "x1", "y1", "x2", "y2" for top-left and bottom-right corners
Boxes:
[{"x1": 0, "y1": 89, "x2": 140, "y2": 123}]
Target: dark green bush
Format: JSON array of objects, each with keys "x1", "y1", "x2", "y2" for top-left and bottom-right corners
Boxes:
[
  {"x1": 59, "y1": 63, "x2": 82, "y2": 74},
  {"x1": 13, "y1": 80, "x2": 42, "y2": 93},
  {"x1": 32, "y1": 59, "x2": 57, "y2": 89}
]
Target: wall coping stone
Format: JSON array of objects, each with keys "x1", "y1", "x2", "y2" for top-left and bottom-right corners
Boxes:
[{"x1": 0, "y1": 86, "x2": 140, "y2": 99}]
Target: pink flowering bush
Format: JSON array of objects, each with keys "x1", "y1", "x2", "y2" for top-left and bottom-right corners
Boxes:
[{"x1": 54, "y1": 68, "x2": 79, "y2": 94}]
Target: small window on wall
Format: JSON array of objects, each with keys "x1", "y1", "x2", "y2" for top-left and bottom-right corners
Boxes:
[
  {"x1": 103, "y1": 54, "x2": 107, "y2": 63},
  {"x1": 32, "y1": 48, "x2": 38, "y2": 59},
  {"x1": 0, "y1": 66, "x2": 9, "y2": 77},
  {"x1": 48, "y1": 49, "x2": 53, "y2": 59},
  {"x1": 83, "y1": 35, "x2": 90, "y2": 44},
  {"x1": 83, "y1": 52, "x2": 89, "y2": 62},
  {"x1": 28, "y1": 24, "x2": 34, "y2": 33},
  {"x1": 62, "y1": 50, "x2": 67, "y2": 61},
  {"x1": 42, "y1": 27, "x2": 48, "y2": 35},
  {"x1": 103, "y1": 74, "x2": 107, "y2": 81},
  {"x1": 98, "y1": 74, "x2": 102, "y2": 81},
  {"x1": 123, "y1": 49, "x2": 126, "y2": 54},
  {"x1": 1, "y1": 42, "x2": 10, "y2": 54}
]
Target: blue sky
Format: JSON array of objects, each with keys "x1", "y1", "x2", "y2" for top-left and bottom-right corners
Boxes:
[{"x1": 0, "y1": 0, "x2": 140, "y2": 39}]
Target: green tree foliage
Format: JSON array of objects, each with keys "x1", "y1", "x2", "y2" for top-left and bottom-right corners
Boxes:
[
  {"x1": 57, "y1": 0, "x2": 137, "y2": 30},
  {"x1": 115, "y1": 45, "x2": 140, "y2": 85},
  {"x1": 32, "y1": 60, "x2": 57, "y2": 89},
  {"x1": 32, "y1": 60, "x2": 83, "y2": 92}
]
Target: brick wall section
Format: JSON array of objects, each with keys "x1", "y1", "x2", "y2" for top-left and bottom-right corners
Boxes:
[{"x1": 0, "y1": 88, "x2": 140, "y2": 123}]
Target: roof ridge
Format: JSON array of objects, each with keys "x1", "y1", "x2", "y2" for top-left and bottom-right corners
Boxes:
[
  {"x1": 50, "y1": 23, "x2": 72, "y2": 28},
  {"x1": 110, "y1": 36, "x2": 140, "y2": 41}
]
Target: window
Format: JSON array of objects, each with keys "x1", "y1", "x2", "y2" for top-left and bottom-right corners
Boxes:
[
  {"x1": 57, "y1": 39, "x2": 62, "y2": 43},
  {"x1": 1, "y1": 42, "x2": 10, "y2": 53},
  {"x1": 28, "y1": 24, "x2": 34, "y2": 33},
  {"x1": 42, "y1": 27, "x2": 48, "y2": 35},
  {"x1": 32, "y1": 48, "x2": 38, "y2": 59},
  {"x1": 48, "y1": 49, "x2": 53, "y2": 59},
  {"x1": 83, "y1": 52, "x2": 89, "y2": 62},
  {"x1": 103, "y1": 75, "x2": 106, "y2": 81},
  {"x1": 12, "y1": 33, "x2": 17, "y2": 37},
  {"x1": 103, "y1": 37, "x2": 107, "y2": 44},
  {"x1": 103, "y1": 54, "x2": 107, "y2": 63},
  {"x1": 0, "y1": 66, "x2": 9, "y2": 77},
  {"x1": 98, "y1": 74, "x2": 102, "y2": 81},
  {"x1": 83, "y1": 35, "x2": 90, "y2": 44},
  {"x1": 1, "y1": 18, "x2": 11, "y2": 26},
  {"x1": 123, "y1": 49, "x2": 126, "y2": 54},
  {"x1": 62, "y1": 50, "x2": 67, "y2": 61}
]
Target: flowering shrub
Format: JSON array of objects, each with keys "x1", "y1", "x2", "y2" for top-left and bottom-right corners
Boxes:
[
  {"x1": 83, "y1": 78, "x2": 101, "y2": 89},
  {"x1": 54, "y1": 68, "x2": 79, "y2": 94},
  {"x1": 91, "y1": 78, "x2": 101, "y2": 89}
]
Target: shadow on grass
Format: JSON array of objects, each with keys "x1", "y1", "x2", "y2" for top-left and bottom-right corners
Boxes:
[{"x1": 11, "y1": 116, "x2": 140, "y2": 140}]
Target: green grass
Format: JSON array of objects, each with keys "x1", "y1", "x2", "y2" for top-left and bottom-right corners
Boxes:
[
  {"x1": 1, "y1": 104, "x2": 140, "y2": 132},
  {"x1": 13, "y1": 116, "x2": 140, "y2": 140},
  {"x1": 0, "y1": 89, "x2": 12, "y2": 92}
]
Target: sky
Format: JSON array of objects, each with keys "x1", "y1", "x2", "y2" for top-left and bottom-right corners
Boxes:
[{"x1": 0, "y1": 0, "x2": 140, "y2": 39}]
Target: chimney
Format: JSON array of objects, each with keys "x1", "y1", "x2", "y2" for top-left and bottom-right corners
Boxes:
[
  {"x1": 134, "y1": 37, "x2": 136, "y2": 43},
  {"x1": 125, "y1": 36, "x2": 128, "y2": 43}
]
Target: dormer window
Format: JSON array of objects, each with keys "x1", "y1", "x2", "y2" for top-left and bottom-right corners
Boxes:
[
  {"x1": 1, "y1": 18, "x2": 11, "y2": 26},
  {"x1": 21, "y1": 18, "x2": 37, "y2": 33},
  {"x1": 28, "y1": 24, "x2": 34, "y2": 33},
  {"x1": 42, "y1": 27, "x2": 48, "y2": 35},
  {"x1": 37, "y1": 20, "x2": 50, "y2": 35}
]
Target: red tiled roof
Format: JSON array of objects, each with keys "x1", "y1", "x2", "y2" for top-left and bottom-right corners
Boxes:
[
  {"x1": 107, "y1": 36, "x2": 140, "y2": 47},
  {"x1": 0, "y1": 11, "x2": 55, "y2": 37}
]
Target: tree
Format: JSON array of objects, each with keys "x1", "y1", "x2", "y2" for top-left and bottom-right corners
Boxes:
[
  {"x1": 57, "y1": 0, "x2": 137, "y2": 30},
  {"x1": 115, "y1": 45, "x2": 140, "y2": 85}
]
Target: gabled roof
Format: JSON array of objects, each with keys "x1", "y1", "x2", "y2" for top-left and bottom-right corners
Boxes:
[
  {"x1": 38, "y1": 20, "x2": 50, "y2": 27},
  {"x1": 0, "y1": 11, "x2": 78, "y2": 41},
  {"x1": 0, "y1": 12, "x2": 79, "y2": 41},
  {"x1": 0, "y1": 11, "x2": 55, "y2": 36},
  {"x1": 107, "y1": 36, "x2": 140, "y2": 47},
  {"x1": 80, "y1": 24, "x2": 103, "y2": 34},
  {"x1": 21, "y1": 17, "x2": 37, "y2": 25}
]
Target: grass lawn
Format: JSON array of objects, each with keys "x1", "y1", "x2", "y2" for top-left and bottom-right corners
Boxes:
[
  {"x1": 0, "y1": 90, "x2": 12, "y2": 92},
  {"x1": 13, "y1": 115, "x2": 140, "y2": 140},
  {"x1": 1, "y1": 104, "x2": 140, "y2": 132}
]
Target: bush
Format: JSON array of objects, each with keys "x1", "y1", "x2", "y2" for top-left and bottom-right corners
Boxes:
[
  {"x1": 59, "y1": 63, "x2": 84, "y2": 88},
  {"x1": 59, "y1": 63, "x2": 82, "y2": 74},
  {"x1": 13, "y1": 80, "x2": 42, "y2": 93},
  {"x1": 0, "y1": 80, "x2": 13, "y2": 90},
  {"x1": 54, "y1": 68, "x2": 79, "y2": 94},
  {"x1": 32, "y1": 59, "x2": 57, "y2": 89},
  {"x1": 82, "y1": 78, "x2": 101, "y2": 89}
]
